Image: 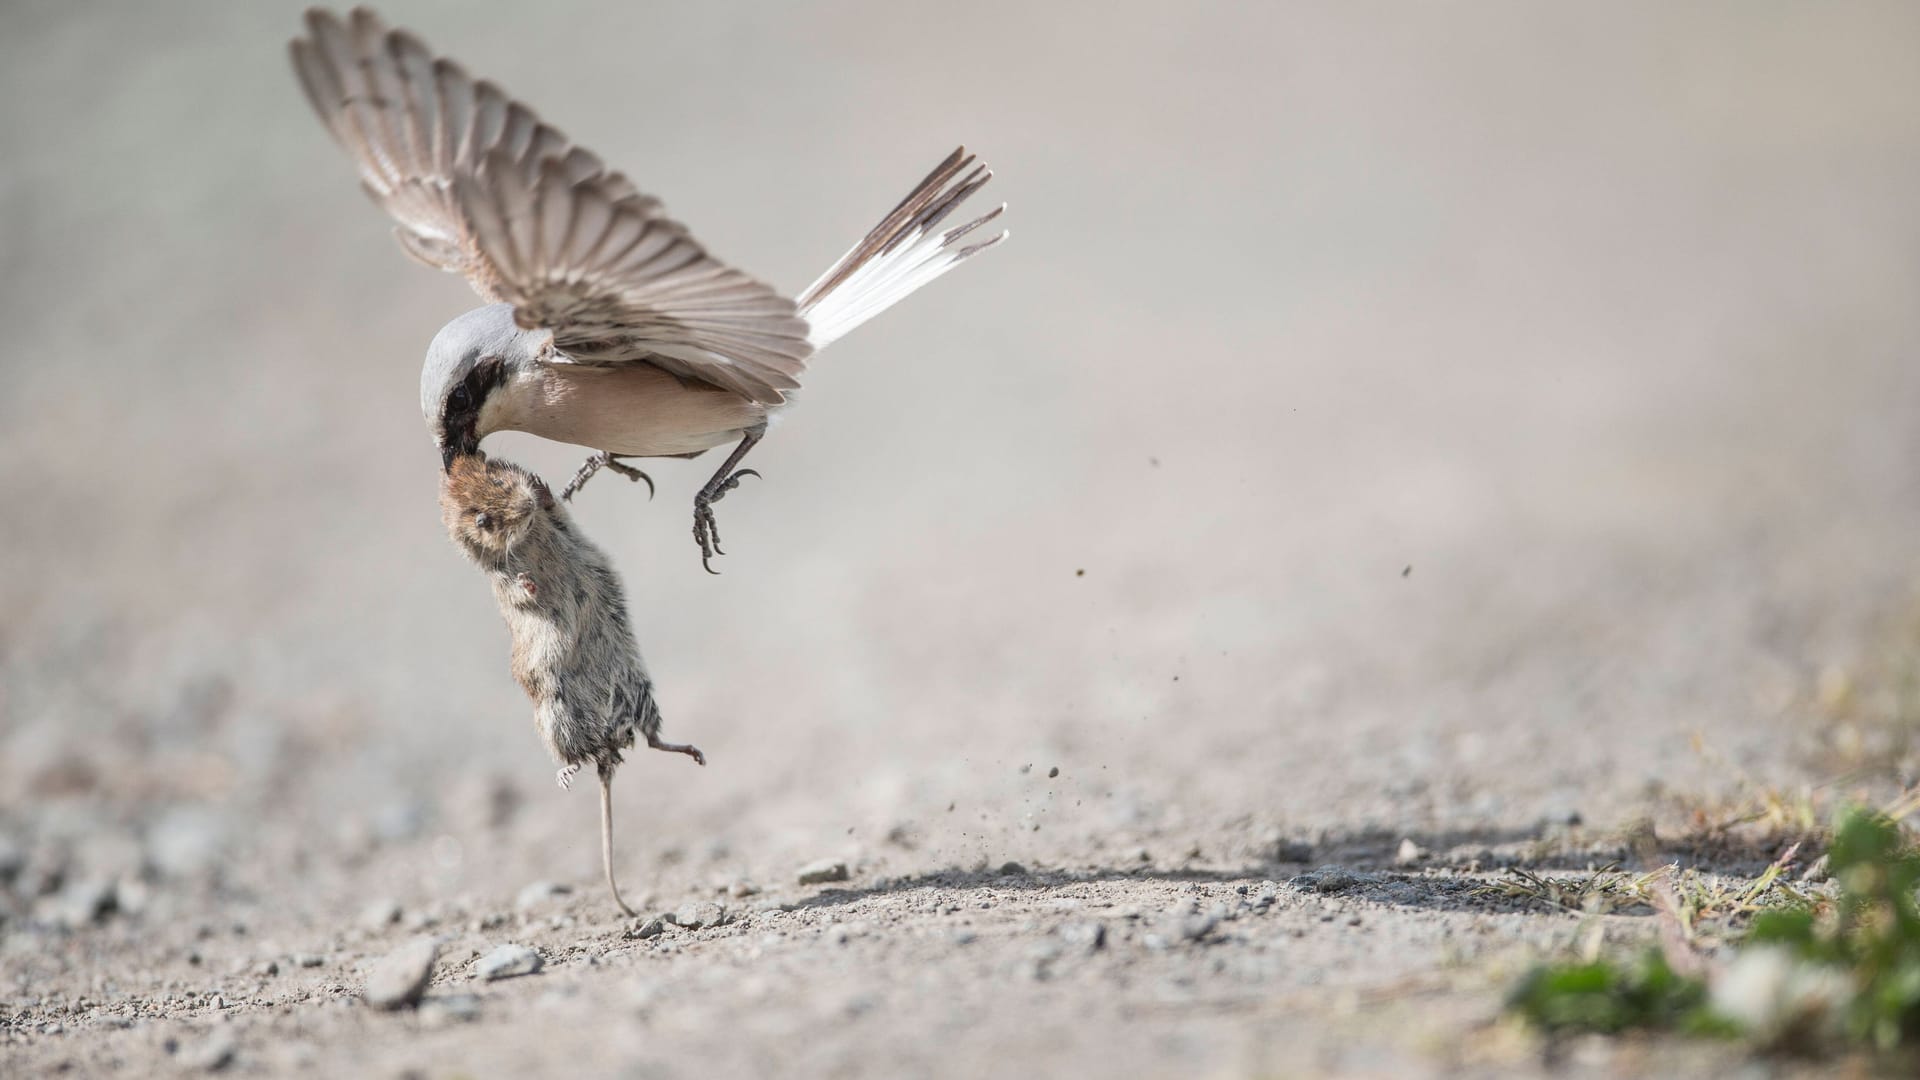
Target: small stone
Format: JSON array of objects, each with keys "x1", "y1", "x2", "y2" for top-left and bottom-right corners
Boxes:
[
  {"x1": 1060, "y1": 921, "x2": 1106, "y2": 952},
  {"x1": 418, "y1": 993, "x2": 482, "y2": 1027},
  {"x1": 476, "y1": 943, "x2": 542, "y2": 981},
  {"x1": 1048, "y1": 766, "x2": 1060, "y2": 779},
  {"x1": 515, "y1": 881, "x2": 572, "y2": 910},
  {"x1": 1395, "y1": 838, "x2": 1426, "y2": 866},
  {"x1": 726, "y1": 880, "x2": 760, "y2": 899},
  {"x1": 183, "y1": 1029, "x2": 237, "y2": 1072},
  {"x1": 294, "y1": 954, "x2": 325, "y2": 968},
  {"x1": 951, "y1": 929, "x2": 977, "y2": 945},
  {"x1": 997, "y1": 861, "x2": 1027, "y2": 877},
  {"x1": 1799, "y1": 854, "x2": 1830, "y2": 884},
  {"x1": 669, "y1": 902, "x2": 728, "y2": 931},
  {"x1": 53, "y1": 877, "x2": 116, "y2": 928},
  {"x1": 359, "y1": 899, "x2": 402, "y2": 932},
  {"x1": 145, "y1": 808, "x2": 225, "y2": 879},
  {"x1": 363, "y1": 937, "x2": 439, "y2": 1010},
  {"x1": 626, "y1": 917, "x2": 667, "y2": 940},
  {"x1": 797, "y1": 859, "x2": 849, "y2": 885},
  {"x1": 1178, "y1": 914, "x2": 1219, "y2": 942},
  {"x1": 1270, "y1": 839, "x2": 1315, "y2": 863}
]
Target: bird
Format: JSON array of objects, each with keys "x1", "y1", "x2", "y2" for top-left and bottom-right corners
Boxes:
[{"x1": 289, "y1": 6, "x2": 1007, "y2": 571}]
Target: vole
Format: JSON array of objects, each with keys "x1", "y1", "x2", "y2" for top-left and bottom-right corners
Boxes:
[{"x1": 440, "y1": 452, "x2": 704, "y2": 917}]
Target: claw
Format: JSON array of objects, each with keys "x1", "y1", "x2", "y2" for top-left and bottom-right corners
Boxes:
[
  {"x1": 688, "y1": 425, "x2": 767, "y2": 572},
  {"x1": 606, "y1": 459, "x2": 655, "y2": 500},
  {"x1": 564, "y1": 452, "x2": 654, "y2": 502}
]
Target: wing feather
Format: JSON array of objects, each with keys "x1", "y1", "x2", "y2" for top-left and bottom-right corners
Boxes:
[{"x1": 290, "y1": 6, "x2": 811, "y2": 402}]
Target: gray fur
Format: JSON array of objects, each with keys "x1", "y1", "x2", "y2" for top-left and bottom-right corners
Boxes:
[{"x1": 440, "y1": 452, "x2": 703, "y2": 916}]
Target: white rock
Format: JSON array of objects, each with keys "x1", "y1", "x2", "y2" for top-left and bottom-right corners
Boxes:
[
  {"x1": 476, "y1": 943, "x2": 543, "y2": 981},
  {"x1": 363, "y1": 938, "x2": 438, "y2": 1010}
]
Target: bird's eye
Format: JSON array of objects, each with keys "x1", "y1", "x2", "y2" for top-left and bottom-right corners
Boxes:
[
  {"x1": 449, "y1": 384, "x2": 472, "y2": 410},
  {"x1": 474, "y1": 511, "x2": 492, "y2": 529}
]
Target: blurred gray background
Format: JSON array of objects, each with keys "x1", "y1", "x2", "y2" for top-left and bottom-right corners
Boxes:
[{"x1": 4, "y1": 1, "x2": 1920, "y2": 1071}]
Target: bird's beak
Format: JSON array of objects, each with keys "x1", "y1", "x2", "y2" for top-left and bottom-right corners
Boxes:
[{"x1": 441, "y1": 440, "x2": 458, "y2": 472}]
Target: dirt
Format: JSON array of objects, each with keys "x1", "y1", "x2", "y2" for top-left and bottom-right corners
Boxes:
[{"x1": 6, "y1": 1, "x2": 1920, "y2": 1076}]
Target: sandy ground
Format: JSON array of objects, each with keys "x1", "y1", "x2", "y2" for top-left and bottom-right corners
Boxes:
[{"x1": 6, "y1": 1, "x2": 1920, "y2": 1076}]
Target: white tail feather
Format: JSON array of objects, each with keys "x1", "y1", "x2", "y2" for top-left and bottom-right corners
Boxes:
[{"x1": 797, "y1": 147, "x2": 1008, "y2": 349}]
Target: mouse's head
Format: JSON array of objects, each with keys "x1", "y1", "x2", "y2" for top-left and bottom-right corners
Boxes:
[{"x1": 441, "y1": 453, "x2": 556, "y2": 561}]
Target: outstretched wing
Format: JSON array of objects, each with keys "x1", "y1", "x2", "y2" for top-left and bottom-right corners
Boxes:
[{"x1": 289, "y1": 7, "x2": 812, "y2": 404}]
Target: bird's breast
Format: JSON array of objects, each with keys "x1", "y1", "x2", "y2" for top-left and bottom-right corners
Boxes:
[{"x1": 492, "y1": 362, "x2": 765, "y2": 457}]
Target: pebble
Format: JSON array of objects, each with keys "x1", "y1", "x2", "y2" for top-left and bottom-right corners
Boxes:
[
  {"x1": 797, "y1": 859, "x2": 849, "y2": 885},
  {"x1": 726, "y1": 880, "x2": 760, "y2": 899},
  {"x1": 1395, "y1": 838, "x2": 1426, "y2": 866},
  {"x1": 359, "y1": 898, "x2": 402, "y2": 932},
  {"x1": 669, "y1": 902, "x2": 728, "y2": 931},
  {"x1": 515, "y1": 881, "x2": 572, "y2": 910},
  {"x1": 1270, "y1": 839, "x2": 1315, "y2": 863},
  {"x1": 1178, "y1": 914, "x2": 1219, "y2": 943},
  {"x1": 363, "y1": 938, "x2": 439, "y2": 1010},
  {"x1": 997, "y1": 861, "x2": 1028, "y2": 877},
  {"x1": 1060, "y1": 921, "x2": 1107, "y2": 952},
  {"x1": 1048, "y1": 766, "x2": 1060, "y2": 779},
  {"x1": 294, "y1": 954, "x2": 326, "y2": 969},
  {"x1": 626, "y1": 917, "x2": 667, "y2": 940},
  {"x1": 52, "y1": 877, "x2": 116, "y2": 929},
  {"x1": 183, "y1": 1029, "x2": 238, "y2": 1072},
  {"x1": 951, "y1": 929, "x2": 977, "y2": 946},
  {"x1": 145, "y1": 807, "x2": 225, "y2": 879},
  {"x1": 418, "y1": 993, "x2": 483, "y2": 1027},
  {"x1": 476, "y1": 944, "x2": 543, "y2": 981}
]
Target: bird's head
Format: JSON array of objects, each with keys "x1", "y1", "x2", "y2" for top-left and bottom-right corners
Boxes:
[{"x1": 421, "y1": 304, "x2": 553, "y2": 470}]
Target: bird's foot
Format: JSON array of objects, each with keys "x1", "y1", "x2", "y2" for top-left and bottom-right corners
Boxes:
[
  {"x1": 691, "y1": 468, "x2": 760, "y2": 574},
  {"x1": 562, "y1": 452, "x2": 654, "y2": 502},
  {"x1": 556, "y1": 763, "x2": 581, "y2": 790},
  {"x1": 646, "y1": 731, "x2": 706, "y2": 766}
]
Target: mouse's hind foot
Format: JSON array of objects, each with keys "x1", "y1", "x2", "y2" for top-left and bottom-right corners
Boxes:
[{"x1": 646, "y1": 732, "x2": 706, "y2": 767}]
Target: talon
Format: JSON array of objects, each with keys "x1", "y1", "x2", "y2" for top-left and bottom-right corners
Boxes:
[
  {"x1": 606, "y1": 460, "x2": 656, "y2": 500},
  {"x1": 687, "y1": 424, "x2": 766, "y2": 572}
]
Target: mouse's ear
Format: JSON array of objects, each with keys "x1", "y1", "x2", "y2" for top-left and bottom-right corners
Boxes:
[{"x1": 532, "y1": 475, "x2": 556, "y2": 511}]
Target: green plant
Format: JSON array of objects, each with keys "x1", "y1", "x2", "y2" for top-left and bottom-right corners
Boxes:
[{"x1": 1505, "y1": 810, "x2": 1920, "y2": 1055}]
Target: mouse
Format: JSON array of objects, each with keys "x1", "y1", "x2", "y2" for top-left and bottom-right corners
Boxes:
[{"x1": 440, "y1": 451, "x2": 704, "y2": 917}]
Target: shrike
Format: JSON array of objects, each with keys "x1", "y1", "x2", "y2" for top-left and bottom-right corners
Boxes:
[{"x1": 289, "y1": 7, "x2": 1006, "y2": 570}]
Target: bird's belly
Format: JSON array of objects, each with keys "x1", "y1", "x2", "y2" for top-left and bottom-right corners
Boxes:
[{"x1": 506, "y1": 363, "x2": 765, "y2": 457}]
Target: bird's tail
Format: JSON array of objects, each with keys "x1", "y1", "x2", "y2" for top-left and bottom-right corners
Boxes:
[{"x1": 796, "y1": 147, "x2": 1007, "y2": 350}]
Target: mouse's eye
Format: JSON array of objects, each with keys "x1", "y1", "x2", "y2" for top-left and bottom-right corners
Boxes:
[{"x1": 474, "y1": 511, "x2": 492, "y2": 530}]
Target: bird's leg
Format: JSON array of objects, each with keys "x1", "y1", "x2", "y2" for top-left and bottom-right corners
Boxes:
[
  {"x1": 646, "y1": 730, "x2": 706, "y2": 766},
  {"x1": 561, "y1": 452, "x2": 654, "y2": 502},
  {"x1": 692, "y1": 423, "x2": 766, "y2": 574}
]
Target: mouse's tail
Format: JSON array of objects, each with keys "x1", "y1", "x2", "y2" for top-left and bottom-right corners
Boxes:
[{"x1": 599, "y1": 771, "x2": 640, "y2": 919}]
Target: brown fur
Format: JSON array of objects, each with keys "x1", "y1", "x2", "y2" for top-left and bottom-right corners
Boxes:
[{"x1": 440, "y1": 452, "x2": 703, "y2": 916}]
